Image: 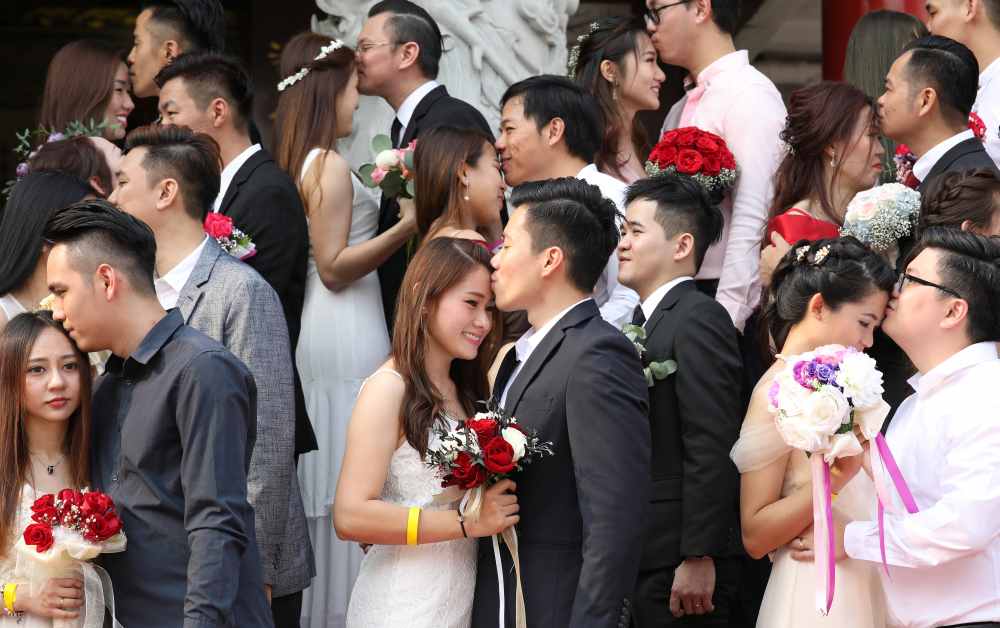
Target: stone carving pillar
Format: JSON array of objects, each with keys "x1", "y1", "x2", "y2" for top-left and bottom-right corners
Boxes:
[{"x1": 312, "y1": 0, "x2": 580, "y2": 167}]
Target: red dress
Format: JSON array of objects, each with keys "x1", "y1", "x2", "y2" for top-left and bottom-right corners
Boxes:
[{"x1": 766, "y1": 208, "x2": 840, "y2": 244}]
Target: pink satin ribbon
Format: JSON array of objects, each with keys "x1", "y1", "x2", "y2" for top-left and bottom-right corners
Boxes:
[
  {"x1": 811, "y1": 456, "x2": 836, "y2": 615},
  {"x1": 873, "y1": 433, "x2": 919, "y2": 576}
]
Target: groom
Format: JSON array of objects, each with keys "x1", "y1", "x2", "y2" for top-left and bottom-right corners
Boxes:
[{"x1": 472, "y1": 177, "x2": 651, "y2": 627}]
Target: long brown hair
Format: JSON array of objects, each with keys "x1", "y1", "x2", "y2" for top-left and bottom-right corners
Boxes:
[
  {"x1": 0, "y1": 311, "x2": 92, "y2": 558},
  {"x1": 39, "y1": 40, "x2": 125, "y2": 134},
  {"x1": 769, "y1": 81, "x2": 876, "y2": 228},
  {"x1": 274, "y1": 31, "x2": 355, "y2": 210},
  {"x1": 919, "y1": 168, "x2": 1000, "y2": 236},
  {"x1": 413, "y1": 126, "x2": 495, "y2": 239},
  {"x1": 571, "y1": 16, "x2": 652, "y2": 180},
  {"x1": 392, "y1": 238, "x2": 499, "y2": 455}
]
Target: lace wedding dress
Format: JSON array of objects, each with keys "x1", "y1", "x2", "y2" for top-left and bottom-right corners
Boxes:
[
  {"x1": 345, "y1": 369, "x2": 477, "y2": 628},
  {"x1": 731, "y1": 374, "x2": 886, "y2": 628}
]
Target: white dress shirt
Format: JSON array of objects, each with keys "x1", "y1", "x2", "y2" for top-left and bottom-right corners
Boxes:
[
  {"x1": 213, "y1": 143, "x2": 262, "y2": 214},
  {"x1": 395, "y1": 79, "x2": 440, "y2": 141},
  {"x1": 639, "y1": 276, "x2": 693, "y2": 323},
  {"x1": 974, "y1": 56, "x2": 1000, "y2": 168},
  {"x1": 844, "y1": 342, "x2": 1000, "y2": 628},
  {"x1": 499, "y1": 298, "x2": 591, "y2": 407},
  {"x1": 576, "y1": 164, "x2": 640, "y2": 329},
  {"x1": 912, "y1": 129, "x2": 976, "y2": 184},
  {"x1": 154, "y1": 237, "x2": 209, "y2": 310},
  {"x1": 660, "y1": 50, "x2": 786, "y2": 332}
]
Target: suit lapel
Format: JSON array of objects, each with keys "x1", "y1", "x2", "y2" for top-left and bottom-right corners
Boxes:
[
  {"x1": 644, "y1": 280, "x2": 696, "y2": 338},
  {"x1": 504, "y1": 301, "x2": 598, "y2": 414},
  {"x1": 399, "y1": 85, "x2": 448, "y2": 147},
  {"x1": 921, "y1": 139, "x2": 981, "y2": 188},
  {"x1": 176, "y1": 241, "x2": 224, "y2": 322},
  {"x1": 219, "y1": 149, "x2": 268, "y2": 214}
]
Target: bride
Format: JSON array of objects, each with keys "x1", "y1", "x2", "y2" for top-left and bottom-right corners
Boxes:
[
  {"x1": 732, "y1": 237, "x2": 895, "y2": 627},
  {"x1": 334, "y1": 238, "x2": 519, "y2": 628}
]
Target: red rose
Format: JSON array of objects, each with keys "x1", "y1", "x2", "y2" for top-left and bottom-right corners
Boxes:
[
  {"x1": 721, "y1": 152, "x2": 736, "y2": 170},
  {"x1": 465, "y1": 418, "x2": 498, "y2": 447},
  {"x1": 31, "y1": 494, "x2": 55, "y2": 512},
  {"x1": 654, "y1": 145, "x2": 678, "y2": 167},
  {"x1": 444, "y1": 452, "x2": 487, "y2": 490},
  {"x1": 895, "y1": 144, "x2": 911, "y2": 157},
  {"x1": 24, "y1": 523, "x2": 54, "y2": 553},
  {"x1": 703, "y1": 154, "x2": 722, "y2": 176},
  {"x1": 204, "y1": 213, "x2": 234, "y2": 239},
  {"x1": 80, "y1": 492, "x2": 113, "y2": 518},
  {"x1": 661, "y1": 130, "x2": 680, "y2": 145},
  {"x1": 677, "y1": 131, "x2": 698, "y2": 147},
  {"x1": 31, "y1": 507, "x2": 59, "y2": 525},
  {"x1": 482, "y1": 437, "x2": 516, "y2": 474},
  {"x1": 58, "y1": 489, "x2": 81, "y2": 505},
  {"x1": 96, "y1": 515, "x2": 121, "y2": 541},
  {"x1": 675, "y1": 149, "x2": 705, "y2": 175},
  {"x1": 695, "y1": 135, "x2": 720, "y2": 155}
]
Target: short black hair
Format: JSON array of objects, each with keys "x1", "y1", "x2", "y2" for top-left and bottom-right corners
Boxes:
[
  {"x1": 905, "y1": 226, "x2": 1000, "y2": 344},
  {"x1": 154, "y1": 52, "x2": 253, "y2": 132},
  {"x1": 124, "y1": 124, "x2": 221, "y2": 221},
  {"x1": 625, "y1": 173, "x2": 724, "y2": 271},
  {"x1": 902, "y1": 35, "x2": 979, "y2": 126},
  {"x1": 142, "y1": 0, "x2": 225, "y2": 53},
  {"x1": 44, "y1": 199, "x2": 158, "y2": 297},
  {"x1": 501, "y1": 75, "x2": 602, "y2": 163},
  {"x1": 510, "y1": 177, "x2": 619, "y2": 293},
  {"x1": 0, "y1": 172, "x2": 91, "y2": 295},
  {"x1": 708, "y1": 0, "x2": 741, "y2": 36},
  {"x1": 368, "y1": 0, "x2": 443, "y2": 79}
]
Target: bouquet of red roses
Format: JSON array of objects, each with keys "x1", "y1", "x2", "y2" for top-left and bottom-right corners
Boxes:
[
  {"x1": 646, "y1": 127, "x2": 738, "y2": 200},
  {"x1": 17, "y1": 489, "x2": 126, "y2": 628}
]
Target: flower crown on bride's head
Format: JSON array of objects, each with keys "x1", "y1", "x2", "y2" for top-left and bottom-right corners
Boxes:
[{"x1": 277, "y1": 39, "x2": 346, "y2": 92}]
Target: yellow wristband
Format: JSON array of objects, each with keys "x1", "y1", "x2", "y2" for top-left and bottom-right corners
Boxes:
[
  {"x1": 832, "y1": 492, "x2": 839, "y2": 501},
  {"x1": 3, "y1": 582, "x2": 16, "y2": 614},
  {"x1": 406, "y1": 507, "x2": 421, "y2": 546}
]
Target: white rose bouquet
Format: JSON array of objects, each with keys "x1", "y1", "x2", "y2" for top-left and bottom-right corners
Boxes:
[
  {"x1": 359, "y1": 134, "x2": 416, "y2": 199},
  {"x1": 841, "y1": 183, "x2": 920, "y2": 263},
  {"x1": 768, "y1": 345, "x2": 890, "y2": 615}
]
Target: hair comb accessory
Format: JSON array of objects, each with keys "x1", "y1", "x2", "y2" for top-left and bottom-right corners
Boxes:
[
  {"x1": 812, "y1": 245, "x2": 831, "y2": 266},
  {"x1": 277, "y1": 38, "x2": 345, "y2": 92},
  {"x1": 795, "y1": 246, "x2": 810, "y2": 263},
  {"x1": 566, "y1": 20, "x2": 602, "y2": 77}
]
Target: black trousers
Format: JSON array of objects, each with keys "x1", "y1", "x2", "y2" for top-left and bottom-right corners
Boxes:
[{"x1": 271, "y1": 591, "x2": 303, "y2": 628}]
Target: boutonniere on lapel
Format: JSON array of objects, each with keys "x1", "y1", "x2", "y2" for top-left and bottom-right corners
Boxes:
[
  {"x1": 622, "y1": 324, "x2": 677, "y2": 387},
  {"x1": 204, "y1": 213, "x2": 257, "y2": 261}
]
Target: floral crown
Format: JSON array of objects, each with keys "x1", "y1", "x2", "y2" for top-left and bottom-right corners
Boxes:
[
  {"x1": 277, "y1": 39, "x2": 346, "y2": 92},
  {"x1": 3, "y1": 118, "x2": 110, "y2": 201},
  {"x1": 645, "y1": 127, "x2": 738, "y2": 199},
  {"x1": 566, "y1": 21, "x2": 601, "y2": 77}
]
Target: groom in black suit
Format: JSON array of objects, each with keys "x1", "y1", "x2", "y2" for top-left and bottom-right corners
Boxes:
[
  {"x1": 617, "y1": 174, "x2": 744, "y2": 627},
  {"x1": 357, "y1": 0, "x2": 493, "y2": 331},
  {"x1": 472, "y1": 178, "x2": 651, "y2": 627}
]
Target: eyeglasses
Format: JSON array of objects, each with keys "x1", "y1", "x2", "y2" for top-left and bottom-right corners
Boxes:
[
  {"x1": 894, "y1": 273, "x2": 964, "y2": 300},
  {"x1": 356, "y1": 41, "x2": 393, "y2": 55},
  {"x1": 644, "y1": 0, "x2": 692, "y2": 26}
]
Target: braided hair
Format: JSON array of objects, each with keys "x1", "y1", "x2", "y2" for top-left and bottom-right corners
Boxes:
[
  {"x1": 761, "y1": 237, "x2": 896, "y2": 358},
  {"x1": 918, "y1": 168, "x2": 1000, "y2": 236}
]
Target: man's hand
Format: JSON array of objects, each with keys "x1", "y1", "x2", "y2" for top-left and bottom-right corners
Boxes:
[
  {"x1": 790, "y1": 522, "x2": 847, "y2": 562},
  {"x1": 669, "y1": 557, "x2": 716, "y2": 617},
  {"x1": 759, "y1": 232, "x2": 792, "y2": 288}
]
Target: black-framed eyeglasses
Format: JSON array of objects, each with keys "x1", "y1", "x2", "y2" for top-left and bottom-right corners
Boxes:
[
  {"x1": 895, "y1": 273, "x2": 964, "y2": 300},
  {"x1": 644, "y1": 0, "x2": 692, "y2": 26}
]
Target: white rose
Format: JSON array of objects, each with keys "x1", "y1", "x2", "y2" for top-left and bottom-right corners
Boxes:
[
  {"x1": 774, "y1": 385, "x2": 849, "y2": 452},
  {"x1": 772, "y1": 371, "x2": 812, "y2": 417},
  {"x1": 501, "y1": 427, "x2": 527, "y2": 462},
  {"x1": 853, "y1": 401, "x2": 890, "y2": 440},
  {"x1": 775, "y1": 413, "x2": 828, "y2": 452},
  {"x1": 825, "y1": 432, "x2": 863, "y2": 463},
  {"x1": 804, "y1": 385, "x2": 851, "y2": 433},
  {"x1": 854, "y1": 200, "x2": 879, "y2": 220},
  {"x1": 835, "y1": 351, "x2": 884, "y2": 408},
  {"x1": 375, "y1": 149, "x2": 401, "y2": 170}
]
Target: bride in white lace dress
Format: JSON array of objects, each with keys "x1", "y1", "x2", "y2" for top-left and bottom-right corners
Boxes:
[
  {"x1": 334, "y1": 238, "x2": 519, "y2": 628},
  {"x1": 732, "y1": 239, "x2": 895, "y2": 627}
]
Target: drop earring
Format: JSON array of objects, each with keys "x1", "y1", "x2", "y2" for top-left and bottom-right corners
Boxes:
[
  {"x1": 613, "y1": 80, "x2": 619, "y2": 101},
  {"x1": 463, "y1": 181, "x2": 470, "y2": 201},
  {"x1": 830, "y1": 152, "x2": 837, "y2": 168}
]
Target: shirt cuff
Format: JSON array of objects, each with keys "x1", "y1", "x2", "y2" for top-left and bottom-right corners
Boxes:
[{"x1": 844, "y1": 520, "x2": 880, "y2": 563}]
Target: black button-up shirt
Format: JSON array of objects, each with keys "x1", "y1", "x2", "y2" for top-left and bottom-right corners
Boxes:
[{"x1": 92, "y1": 310, "x2": 273, "y2": 628}]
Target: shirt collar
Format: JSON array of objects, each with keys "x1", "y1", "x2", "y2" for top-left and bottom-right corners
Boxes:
[
  {"x1": 907, "y1": 341, "x2": 1000, "y2": 397},
  {"x1": 105, "y1": 309, "x2": 185, "y2": 376},
  {"x1": 213, "y1": 143, "x2": 262, "y2": 213},
  {"x1": 913, "y1": 129, "x2": 975, "y2": 182},
  {"x1": 155, "y1": 237, "x2": 209, "y2": 297},
  {"x1": 980, "y1": 56, "x2": 1000, "y2": 91},
  {"x1": 640, "y1": 276, "x2": 693, "y2": 322},
  {"x1": 514, "y1": 298, "x2": 592, "y2": 363},
  {"x1": 684, "y1": 50, "x2": 749, "y2": 90},
  {"x1": 396, "y1": 80, "x2": 440, "y2": 130}
]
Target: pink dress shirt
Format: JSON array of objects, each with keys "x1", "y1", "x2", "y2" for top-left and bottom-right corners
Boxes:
[{"x1": 660, "y1": 51, "x2": 786, "y2": 332}]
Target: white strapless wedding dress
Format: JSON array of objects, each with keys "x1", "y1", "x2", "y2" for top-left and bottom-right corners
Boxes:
[{"x1": 346, "y1": 369, "x2": 477, "y2": 628}]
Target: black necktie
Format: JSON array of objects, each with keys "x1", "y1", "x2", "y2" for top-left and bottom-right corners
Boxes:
[
  {"x1": 631, "y1": 305, "x2": 646, "y2": 326},
  {"x1": 494, "y1": 348, "x2": 521, "y2": 402},
  {"x1": 390, "y1": 117, "x2": 403, "y2": 149}
]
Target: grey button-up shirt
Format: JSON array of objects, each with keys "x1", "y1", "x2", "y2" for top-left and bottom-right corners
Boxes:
[{"x1": 92, "y1": 310, "x2": 274, "y2": 628}]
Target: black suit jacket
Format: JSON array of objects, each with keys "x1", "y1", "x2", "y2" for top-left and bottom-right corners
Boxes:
[
  {"x1": 471, "y1": 300, "x2": 651, "y2": 628},
  {"x1": 218, "y1": 148, "x2": 317, "y2": 455},
  {"x1": 919, "y1": 137, "x2": 1000, "y2": 191},
  {"x1": 636, "y1": 281, "x2": 743, "y2": 575},
  {"x1": 377, "y1": 85, "x2": 493, "y2": 332}
]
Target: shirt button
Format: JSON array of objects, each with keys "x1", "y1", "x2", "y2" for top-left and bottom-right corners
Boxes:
[{"x1": 111, "y1": 473, "x2": 119, "y2": 482}]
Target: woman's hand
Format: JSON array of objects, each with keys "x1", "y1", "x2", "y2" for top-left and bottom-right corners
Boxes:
[
  {"x1": 466, "y1": 479, "x2": 519, "y2": 537},
  {"x1": 397, "y1": 198, "x2": 417, "y2": 234},
  {"x1": 16, "y1": 577, "x2": 84, "y2": 619},
  {"x1": 830, "y1": 452, "x2": 864, "y2": 494}
]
